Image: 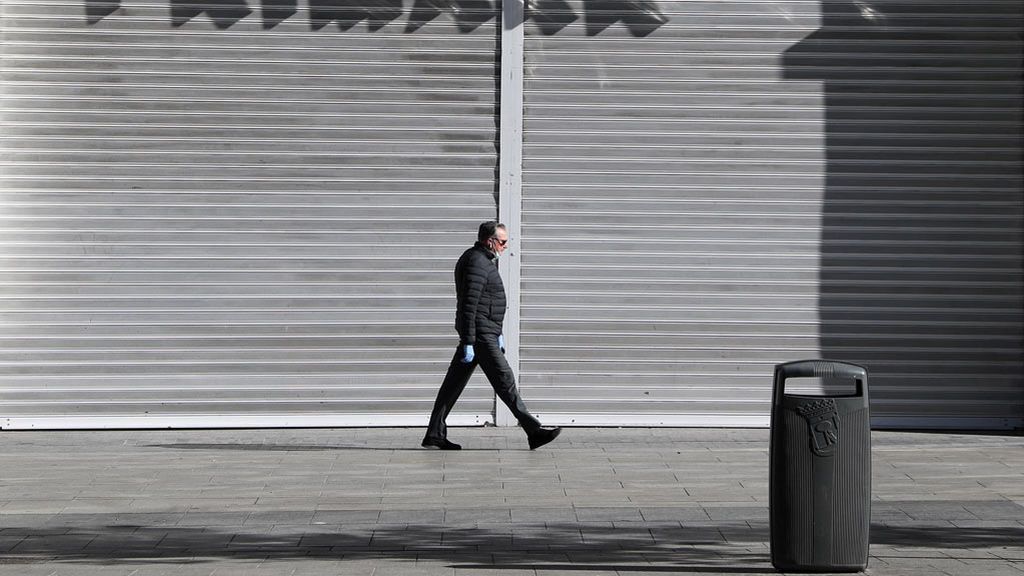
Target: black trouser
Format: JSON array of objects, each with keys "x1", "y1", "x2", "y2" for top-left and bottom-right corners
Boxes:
[{"x1": 425, "y1": 335, "x2": 541, "y2": 439}]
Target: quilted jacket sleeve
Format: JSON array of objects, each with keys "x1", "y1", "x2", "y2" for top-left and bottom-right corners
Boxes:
[{"x1": 455, "y1": 252, "x2": 488, "y2": 345}]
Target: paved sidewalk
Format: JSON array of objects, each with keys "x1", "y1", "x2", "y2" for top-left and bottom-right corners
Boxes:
[{"x1": 0, "y1": 427, "x2": 1022, "y2": 576}]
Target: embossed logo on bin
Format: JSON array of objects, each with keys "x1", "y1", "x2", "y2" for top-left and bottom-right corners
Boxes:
[{"x1": 797, "y1": 398, "x2": 840, "y2": 456}]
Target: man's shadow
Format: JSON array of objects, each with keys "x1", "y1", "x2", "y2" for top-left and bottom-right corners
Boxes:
[{"x1": 783, "y1": 1, "x2": 1024, "y2": 426}]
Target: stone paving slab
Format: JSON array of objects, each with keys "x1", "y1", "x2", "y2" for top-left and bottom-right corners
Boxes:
[{"x1": 0, "y1": 427, "x2": 1022, "y2": 575}]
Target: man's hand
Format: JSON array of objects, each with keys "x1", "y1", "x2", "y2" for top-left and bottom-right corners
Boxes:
[
  {"x1": 498, "y1": 335, "x2": 505, "y2": 353},
  {"x1": 461, "y1": 344, "x2": 475, "y2": 364}
]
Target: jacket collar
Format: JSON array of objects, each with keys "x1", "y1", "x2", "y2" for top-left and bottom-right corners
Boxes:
[{"x1": 473, "y1": 242, "x2": 497, "y2": 260}]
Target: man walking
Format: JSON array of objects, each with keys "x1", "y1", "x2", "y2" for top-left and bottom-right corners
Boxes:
[{"x1": 423, "y1": 221, "x2": 562, "y2": 450}]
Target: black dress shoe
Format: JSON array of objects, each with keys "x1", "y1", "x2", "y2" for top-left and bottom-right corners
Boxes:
[
  {"x1": 421, "y1": 436, "x2": 461, "y2": 450},
  {"x1": 527, "y1": 427, "x2": 562, "y2": 450}
]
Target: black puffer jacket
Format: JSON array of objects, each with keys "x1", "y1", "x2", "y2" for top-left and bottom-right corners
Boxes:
[{"x1": 454, "y1": 242, "x2": 506, "y2": 345}]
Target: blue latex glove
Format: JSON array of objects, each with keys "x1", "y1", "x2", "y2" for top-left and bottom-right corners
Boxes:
[
  {"x1": 498, "y1": 335, "x2": 505, "y2": 353},
  {"x1": 461, "y1": 344, "x2": 475, "y2": 364}
]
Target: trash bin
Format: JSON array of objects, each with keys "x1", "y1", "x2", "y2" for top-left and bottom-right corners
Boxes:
[{"x1": 769, "y1": 359, "x2": 871, "y2": 572}]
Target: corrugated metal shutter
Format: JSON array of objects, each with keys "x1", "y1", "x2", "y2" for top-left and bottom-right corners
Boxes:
[
  {"x1": 519, "y1": 0, "x2": 1023, "y2": 428},
  {"x1": 0, "y1": 0, "x2": 501, "y2": 428}
]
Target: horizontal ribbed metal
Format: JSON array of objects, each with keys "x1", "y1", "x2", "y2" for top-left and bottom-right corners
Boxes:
[
  {"x1": 0, "y1": 0, "x2": 500, "y2": 428},
  {"x1": 519, "y1": 0, "x2": 1023, "y2": 428}
]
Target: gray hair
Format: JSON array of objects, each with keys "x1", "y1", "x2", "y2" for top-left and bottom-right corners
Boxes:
[{"x1": 477, "y1": 221, "x2": 506, "y2": 242}]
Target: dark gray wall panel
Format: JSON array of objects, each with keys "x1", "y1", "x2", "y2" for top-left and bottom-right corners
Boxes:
[{"x1": 520, "y1": 0, "x2": 1023, "y2": 428}]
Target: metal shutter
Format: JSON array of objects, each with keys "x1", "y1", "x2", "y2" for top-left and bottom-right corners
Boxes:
[
  {"x1": 0, "y1": 0, "x2": 500, "y2": 429},
  {"x1": 519, "y1": 0, "x2": 1023, "y2": 428}
]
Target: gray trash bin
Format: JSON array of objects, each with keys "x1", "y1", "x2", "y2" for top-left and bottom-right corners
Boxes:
[{"x1": 770, "y1": 359, "x2": 870, "y2": 572}]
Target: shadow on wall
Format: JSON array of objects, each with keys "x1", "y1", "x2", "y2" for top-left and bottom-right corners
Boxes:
[
  {"x1": 83, "y1": 0, "x2": 669, "y2": 34},
  {"x1": 526, "y1": 0, "x2": 667, "y2": 36},
  {"x1": 783, "y1": 1, "x2": 1024, "y2": 426}
]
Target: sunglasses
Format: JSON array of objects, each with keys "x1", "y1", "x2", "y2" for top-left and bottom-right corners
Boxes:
[{"x1": 493, "y1": 238, "x2": 509, "y2": 246}]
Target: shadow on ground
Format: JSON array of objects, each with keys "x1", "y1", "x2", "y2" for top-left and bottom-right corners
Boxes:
[
  {"x1": 872, "y1": 524, "x2": 1024, "y2": 549},
  {"x1": 2, "y1": 519, "x2": 1022, "y2": 567},
  {"x1": 147, "y1": 443, "x2": 456, "y2": 452}
]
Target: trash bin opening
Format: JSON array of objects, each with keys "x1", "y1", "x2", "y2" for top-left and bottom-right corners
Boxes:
[{"x1": 781, "y1": 376, "x2": 862, "y2": 397}]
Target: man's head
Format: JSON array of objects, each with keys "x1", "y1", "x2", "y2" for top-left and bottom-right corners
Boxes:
[{"x1": 478, "y1": 221, "x2": 509, "y2": 256}]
